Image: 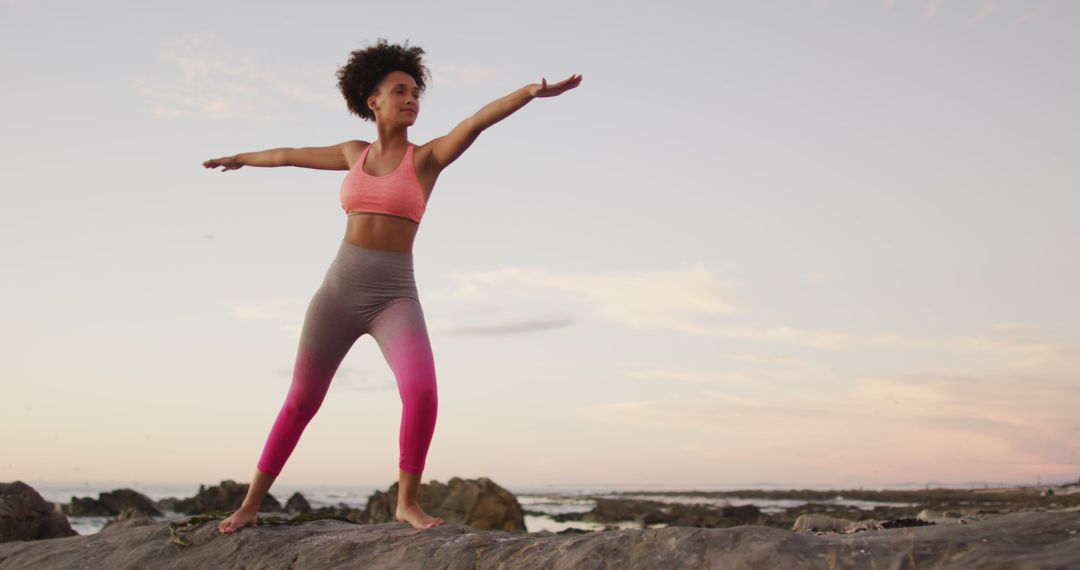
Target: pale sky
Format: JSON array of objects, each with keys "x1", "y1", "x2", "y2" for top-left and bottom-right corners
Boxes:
[{"x1": 2, "y1": 0, "x2": 1078, "y2": 491}]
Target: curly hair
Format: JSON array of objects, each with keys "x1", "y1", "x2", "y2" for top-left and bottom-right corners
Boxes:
[{"x1": 336, "y1": 38, "x2": 431, "y2": 122}]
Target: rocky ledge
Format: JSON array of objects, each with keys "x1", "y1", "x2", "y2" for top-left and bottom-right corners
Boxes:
[{"x1": 0, "y1": 508, "x2": 1077, "y2": 569}]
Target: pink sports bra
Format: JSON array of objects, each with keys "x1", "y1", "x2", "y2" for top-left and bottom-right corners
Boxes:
[{"x1": 340, "y1": 142, "x2": 426, "y2": 224}]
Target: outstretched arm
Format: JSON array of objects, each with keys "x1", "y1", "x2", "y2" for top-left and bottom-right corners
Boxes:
[
  {"x1": 202, "y1": 141, "x2": 362, "y2": 172},
  {"x1": 425, "y1": 73, "x2": 583, "y2": 173}
]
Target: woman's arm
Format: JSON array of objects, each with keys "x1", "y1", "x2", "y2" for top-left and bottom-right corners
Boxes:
[
  {"x1": 203, "y1": 141, "x2": 362, "y2": 172},
  {"x1": 425, "y1": 74, "x2": 582, "y2": 173}
]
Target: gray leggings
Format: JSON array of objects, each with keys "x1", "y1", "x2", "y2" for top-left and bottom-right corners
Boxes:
[{"x1": 256, "y1": 239, "x2": 438, "y2": 476}]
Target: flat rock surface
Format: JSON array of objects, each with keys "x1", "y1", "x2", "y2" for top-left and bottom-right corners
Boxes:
[{"x1": 0, "y1": 510, "x2": 1077, "y2": 569}]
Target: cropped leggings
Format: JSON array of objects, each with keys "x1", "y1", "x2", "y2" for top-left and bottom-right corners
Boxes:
[{"x1": 256, "y1": 239, "x2": 437, "y2": 477}]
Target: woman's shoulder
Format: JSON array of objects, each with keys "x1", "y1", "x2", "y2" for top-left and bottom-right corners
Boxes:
[{"x1": 341, "y1": 140, "x2": 373, "y2": 170}]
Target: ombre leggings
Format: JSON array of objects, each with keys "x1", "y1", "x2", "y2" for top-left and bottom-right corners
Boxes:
[{"x1": 256, "y1": 239, "x2": 437, "y2": 477}]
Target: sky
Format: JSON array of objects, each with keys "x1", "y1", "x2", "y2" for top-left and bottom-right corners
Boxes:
[{"x1": 2, "y1": 0, "x2": 1078, "y2": 492}]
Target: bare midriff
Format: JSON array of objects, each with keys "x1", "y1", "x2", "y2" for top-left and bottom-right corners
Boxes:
[{"x1": 345, "y1": 212, "x2": 419, "y2": 253}]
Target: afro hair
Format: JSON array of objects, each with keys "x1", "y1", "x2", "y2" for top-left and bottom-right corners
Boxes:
[{"x1": 335, "y1": 38, "x2": 431, "y2": 122}]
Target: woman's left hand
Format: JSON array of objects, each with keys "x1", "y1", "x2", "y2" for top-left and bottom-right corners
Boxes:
[{"x1": 529, "y1": 74, "x2": 583, "y2": 98}]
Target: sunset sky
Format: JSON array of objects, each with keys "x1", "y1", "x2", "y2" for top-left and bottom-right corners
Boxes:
[{"x1": 2, "y1": 0, "x2": 1077, "y2": 491}]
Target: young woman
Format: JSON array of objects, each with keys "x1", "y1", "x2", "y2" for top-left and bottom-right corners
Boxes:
[{"x1": 202, "y1": 39, "x2": 581, "y2": 532}]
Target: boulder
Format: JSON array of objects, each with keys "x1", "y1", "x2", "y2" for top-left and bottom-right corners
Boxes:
[
  {"x1": 285, "y1": 492, "x2": 312, "y2": 514},
  {"x1": 792, "y1": 513, "x2": 853, "y2": 532},
  {"x1": 65, "y1": 496, "x2": 113, "y2": 517},
  {"x1": 362, "y1": 476, "x2": 525, "y2": 531},
  {"x1": 172, "y1": 480, "x2": 282, "y2": 515},
  {"x1": 65, "y1": 488, "x2": 162, "y2": 517},
  {"x1": 98, "y1": 489, "x2": 162, "y2": 517},
  {"x1": 580, "y1": 497, "x2": 760, "y2": 528},
  {"x1": 0, "y1": 481, "x2": 78, "y2": 542}
]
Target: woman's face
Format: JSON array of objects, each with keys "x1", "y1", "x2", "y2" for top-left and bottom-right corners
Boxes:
[{"x1": 368, "y1": 70, "x2": 420, "y2": 126}]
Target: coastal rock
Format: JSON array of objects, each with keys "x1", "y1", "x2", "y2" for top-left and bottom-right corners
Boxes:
[
  {"x1": 0, "y1": 510, "x2": 1076, "y2": 568},
  {"x1": 99, "y1": 509, "x2": 157, "y2": 533},
  {"x1": 155, "y1": 497, "x2": 180, "y2": 512},
  {"x1": 312, "y1": 503, "x2": 365, "y2": 524},
  {"x1": 793, "y1": 513, "x2": 854, "y2": 532},
  {"x1": 65, "y1": 497, "x2": 112, "y2": 517},
  {"x1": 568, "y1": 497, "x2": 760, "y2": 529},
  {"x1": 98, "y1": 489, "x2": 163, "y2": 517},
  {"x1": 285, "y1": 492, "x2": 312, "y2": 514},
  {"x1": 0, "y1": 481, "x2": 78, "y2": 542},
  {"x1": 173, "y1": 480, "x2": 282, "y2": 515},
  {"x1": 64, "y1": 488, "x2": 162, "y2": 517},
  {"x1": 362, "y1": 476, "x2": 525, "y2": 531}
]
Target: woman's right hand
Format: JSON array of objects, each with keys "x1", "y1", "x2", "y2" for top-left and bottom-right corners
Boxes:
[{"x1": 203, "y1": 155, "x2": 243, "y2": 171}]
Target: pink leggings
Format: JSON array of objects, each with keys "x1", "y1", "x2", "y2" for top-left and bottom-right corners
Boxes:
[{"x1": 256, "y1": 240, "x2": 437, "y2": 477}]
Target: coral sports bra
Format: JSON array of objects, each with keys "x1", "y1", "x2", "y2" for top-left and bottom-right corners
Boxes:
[{"x1": 340, "y1": 142, "x2": 427, "y2": 224}]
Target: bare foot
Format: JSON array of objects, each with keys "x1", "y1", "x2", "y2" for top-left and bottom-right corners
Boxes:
[
  {"x1": 395, "y1": 503, "x2": 445, "y2": 529},
  {"x1": 218, "y1": 507, "x2": 259, "y2": 534}
]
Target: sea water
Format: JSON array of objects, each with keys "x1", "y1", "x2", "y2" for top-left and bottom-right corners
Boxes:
[{"x1": 29, "y1": 481, "x2": 931, "y2": 535}]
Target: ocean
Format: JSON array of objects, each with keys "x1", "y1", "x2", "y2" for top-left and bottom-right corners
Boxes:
[{"x1": 26, "y1": 480, "x2": 936, "y2": 536}]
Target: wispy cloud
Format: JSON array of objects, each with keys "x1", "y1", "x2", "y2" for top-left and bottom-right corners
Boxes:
[
  {"x1": 436, "y1": 265, "x2": 913, "y2": 349},
  {"x1": 579, "y1": 365, "x2": 1079, "y2": 482},
  {"x1": 134, "y1": 34, "x2": 341, "y2": 120},
  {"x1": 275, "y1": 365, "x2": 394, "y2": 392},
  {"x1": 1015, "y1": 9, "x2": 1038, "y2": 25},
  {"x1": 969, "y1": 1, "x2": 1000, "y2": 27},
  {"x1": 441, "y1": 313, "x2": 575, "y2": 335},
  {"x1": 949, "y1": 322, "x2": 1080, "y2": 367},
  {"x1": 625, "y1": 364, "x2": 837, "y2": 386},
  {"x1": 439, "y1": 263, "x2": 739, "y2": 329},
  {"x1": 924, "y1": 0, "x2": 945, "y2": 19}
]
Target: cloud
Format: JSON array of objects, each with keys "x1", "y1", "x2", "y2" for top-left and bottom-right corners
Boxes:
[
  {"x1": 441, "y1": 263, "x2": 739, "y2": 328},
  {"x1": 437, "y1": 265, "x2": 915, "y2": 349},
  {"x1": 579, "y1": 365, "x2": 1079, "y2": 482},
  {"x1": 274, "y1": 365, "x2": 394, "y2": 392},
  {"x1": 134, "y1": 34, "x2": 340, "y2": 121},
  {"x1": 1015, "y1": 9, "x2": 1038, "y2": 25},
  {"x1": 924, "y1": 0, "x2": 945, "y2": 19},
  {"x1": 441, "y1": 313, "x2": 575, "y2": 335},
  {"x1": 949, "y1": 323, "x2": 1080, "y2": 367},
  {"x1": 625, "y1": 364, "x2": 837, "y2": 386},
  {"x1": 969, "y1": 1, "x2": 1000, "y2": 27}
]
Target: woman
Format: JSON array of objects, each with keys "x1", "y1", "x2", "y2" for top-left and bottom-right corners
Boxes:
[{"x1": 202, "y1": 38, "x2": 582, "y2": 533}]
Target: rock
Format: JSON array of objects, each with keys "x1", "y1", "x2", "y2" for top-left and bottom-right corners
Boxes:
[
  {"x1": 65, "y1": 496, "x2": 113, "y2": 517},
  {"x1": 917, "y1": 508, "x2": 963, "y2": 521},
  {"x1": 99, "y1": 509, "x2": 157, "y2": 533},
  {"x1": 0, "y1": 481, "x2": 78, "y2": 542},
  {"x1": 880, "y1": 517, "x2": 935, "y2": 529},
  {"x1": 793, "y1": 513, "x2": 853, "y2": 532},
  {"x1": 285, "y1": 492, "x2": 312, "y2": 514},
  {"x1": 578, "y1": 497, "x2": 760, "y2": 529},
  {"x1": 98, "y1": 489, "x2": 162, "y2": 517},
  {"x1": 0, "y1": 510, "x2": 1076, "y2": 568},
  {"x1": 843, "y1": 519, "x2": 882, "y2": 533},
  {"x1": 172, "y1": 480, "x2": 282, "y2": 515},
  {"x1": 64, "y1": 488, "x2": 162, "y2": 517},
  {"x1": 362, "y1": 476, "x2": 525, "y2": 531},
  {"x1": 311, "y1": 502, "x2": 366, "y2": 524},
  {"x1": 155, "y1": 497, "x2": 180, "y2": 512}
]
